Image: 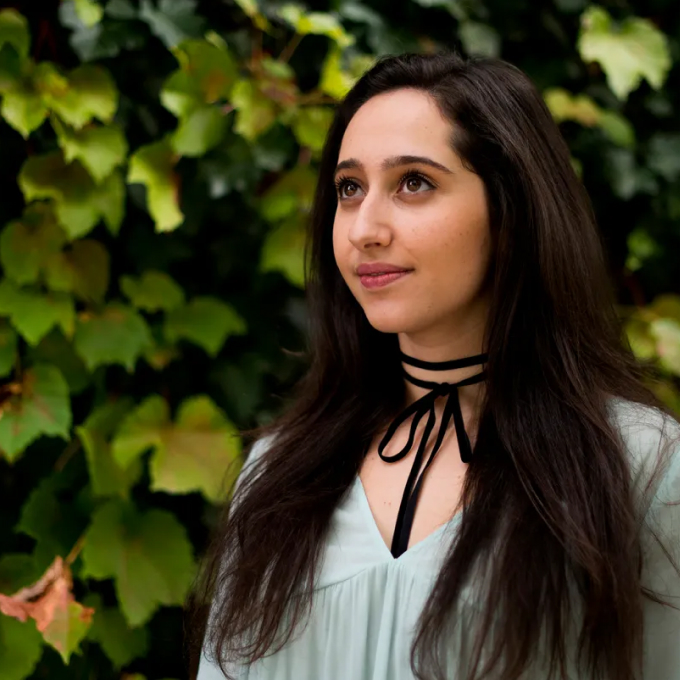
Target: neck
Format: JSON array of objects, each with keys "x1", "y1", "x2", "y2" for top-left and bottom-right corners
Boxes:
[{"x1": 399, "y1": 342, "x2": 488, "y2": 418}]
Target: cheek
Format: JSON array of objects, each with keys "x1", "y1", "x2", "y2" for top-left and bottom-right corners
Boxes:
[{"x1": 422, "y1": 204, "x2": 491, "y2": 281}]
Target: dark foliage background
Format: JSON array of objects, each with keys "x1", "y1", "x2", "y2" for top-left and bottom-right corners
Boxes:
[{"x1": 0, "y1": 0, "x2": 677, "y2": 678}]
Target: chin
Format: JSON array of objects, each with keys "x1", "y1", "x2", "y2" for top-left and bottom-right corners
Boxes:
[{"x1": 362, "y1": 310, "x2": 423, "y2": 335}]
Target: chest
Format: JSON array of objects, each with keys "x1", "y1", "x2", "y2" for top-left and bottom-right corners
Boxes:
[{"x1": 358, "y1": 420, "x2": 468, "y2": 552}]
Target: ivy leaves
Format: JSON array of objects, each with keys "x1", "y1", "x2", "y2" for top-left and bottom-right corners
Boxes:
[
  {"x1": 0, "y1": 615, "x2": 44, "y2": 680},
  {"x1": 578, "y1": 6, "x2": 671, "y2": 100},
  {"x1": 81, "y1": 500, "x2": 195, "y2": 626},
  {"x1": 0, "y1": 557, "x2": 94, "y2": 668},
  {"x1": 127, "y1": 139, "x2": 183, "y2": 232},
  {"x1": 112, "y1": 395, "x2": 242, "y2": 500},
  {"x1": 0, "y1": 365, "x2": 71, "y2": 461},
  {"x1": 0, "y1": 0, "x2": 677, "y2": 678}
]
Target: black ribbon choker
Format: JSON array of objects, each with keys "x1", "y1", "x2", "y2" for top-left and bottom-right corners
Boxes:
[{"x1": 378, "y1": 350, "x2": 488, "y2": 558}]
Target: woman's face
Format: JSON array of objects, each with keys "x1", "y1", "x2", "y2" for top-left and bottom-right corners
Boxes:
[{"x1": 332, "y1": 88, "x2": 493, "y2": 346}]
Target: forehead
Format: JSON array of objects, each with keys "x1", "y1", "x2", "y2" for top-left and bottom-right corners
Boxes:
[{"x1": 339, "y1": 88, "x2": 454, "y2": 160}]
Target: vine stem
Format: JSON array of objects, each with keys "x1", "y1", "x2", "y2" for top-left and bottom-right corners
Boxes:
[
  {"x1": 65, "y1": 532, "x2": 87, "y2": 567},
  {"x1": 54, "y1": 438, "x2": 82, "y2": 472},
  {"x1": 279, "y1": 33, "x2": 303, "y2": 63},
  {"x1": 251, "y1": 25, "x2": 263, "y2": 63}
]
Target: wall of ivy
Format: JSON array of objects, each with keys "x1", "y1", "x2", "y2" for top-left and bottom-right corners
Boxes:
[{"x1": 0, "y1": 0, "x2": 678, "y2": 678}]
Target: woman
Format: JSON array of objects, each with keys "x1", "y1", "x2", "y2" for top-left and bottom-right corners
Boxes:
[{"x1": 189, "y1": 51, "x2": 680, "y2": 680}]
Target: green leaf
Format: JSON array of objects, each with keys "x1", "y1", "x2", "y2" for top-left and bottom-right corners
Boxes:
[
  {"x1": 84, "y1": 593, "x2": 148, "y2": 668},
  {"x1": 17, "y1": 474, "x2": 87, "y2": 564},
  {"x1": 18, "y1": 151, "x2": 105, "y2": 239},
  {"x1": 0, "y1": 554, "x2": 40, "y2": 594},
  {"x1": 649, "y1": 380, "x2": 680, "y2": 418},
  {"x1": 112, "y1": 395, "x2": 242, "y2": 500},
  {"x1": 578, "y1": 6, "x2": 672, "y2": 100},
  {"x1": 38, "y1": 63, "x2": 118, "y2": 129},
  {"x1": 0, "y1": 364, "x2": 71, "y2": 461},
  {"x1": 44, "y1": 239, "x2": 110, "y2": 303},
  {"x1": 161, "y1": 39, "x2": 238, "y2": 117},
  {"x1": 0, "y1": 616, "x2": 43, "y2": 680},
  {"x1": 27, "y1": 329, "x2": 90, "y2": 394},
  {"x1": 106, "y1": 0, "x2": 138, "y2": 20},
  {"x1": 544, "y1": 87, "x2": 634, "y2": 147},
  {"x1": 154, "y1": 396, "x2": 241, "y2": 499},
  {"x1": 164, "y1": 297, "x2": 247, "y2": 356},
  {"x1": 625, "y1": 227, "x2": 659, "y2": 272},
  {"x1": 76, "y1": 398, "x2": 142, "y2": 498},
  {"x1": 111, "y1": 395, "x2": 165, "y2": 469},
  {"x1": 597, "y1": 110, "x2": 635, "y2": 148},
  {"x1": 128, "y1": 139, "x2": 184, "y2": 232},
  {"x1": 94, "y1": 169, "x2": 125, "y2": 236},
  {"x1": 319, "y1": 45, "x2": 352, "y2": 100},
  {"x1": 159, "y1": 70, "x2": 201, "y2": 118},
  {"x1": 73, "y1": 303, "x2": 153, "y2": 371},
  {"x1": 277, "y1": 4, "x2": 354, "y2": 48},
  {"x1": 171, "y1": 105, "x2": 228, "y2": 157},
  {"x1": 650, "y1": 295, "x2": 680, "y2": 324},
  {"x1": 74, "y1": 0, "x2": 104, "y2": 27},
  {"x1": 139, "y1": 0, "x2": 205, "y2": 49},
  {"x1": 647, "y1": 133, "x2": 680, "y2": 182},
  {"x1": 259, "y1": 165, "x2": 316, "y2": 222},
  {"x1": 260, "y1": 213, "x2": 307, "y2": 288},
  {"x1": 319, "y1": 45, "x2": 373, "y2": 100},
  {"x1": 53, "y1": 118, "x2": 128, "y2": 183},
  {"x1": 0, "y1": 203, "x2": 68, "y2": 286},
  {"x1": 81, "y1": 499, "x2": 196, "y2": 626},
  {"x1": 0, "y1": 280, "x2": 75, "y2": 345},
  {"x1": 0, "y1": 81, "x2": 49, "y2": 138},
  {"x1": 544, "y1": 87, "x2": 599, "y2": 124},
  {"x1": 458, "y1": 21, "x2": 501, "y2": 57},
  {"x1": 0, "y1": 42, "x2": 23, "y2": 94},
  {"x1": 120, "y1": 271, "x2": 185, "y2": 312},
  {"x1": 650, "y1": 318, "x2": 680, "y2": 376},
  {"x1": 59, "y1": 1, "x2": 145, "y2": 62},
  {"x1": 0, "y1": 9, "x2": 30, "y2": 61},
  {"x1": 604, "y1": 147, "x2": 657, "y2": 200},
  {"x1": 290, "y1": 106, "x2": 333, "y2": 153},
  {"x1": 230, "y1": 78, "x2": 278, "y2": 141},
  {"x1": 0, "y1": 321, "x2": 17, "y2": 378}
]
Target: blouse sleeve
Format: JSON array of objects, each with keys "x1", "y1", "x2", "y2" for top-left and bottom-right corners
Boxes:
[
  {"x1": 231, "y1": 433, "x2": 276, "y2": 499},
  {"x1": 196, "y1": 433, "x2": 277, "y2": 680},
  {"x1": 636, "y1": 411, "x2": 680, "y2": 679}
]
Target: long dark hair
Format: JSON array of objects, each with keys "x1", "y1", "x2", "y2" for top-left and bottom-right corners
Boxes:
[{"x1": 187, "y1": 51, "x2": 680, "y2": 680}]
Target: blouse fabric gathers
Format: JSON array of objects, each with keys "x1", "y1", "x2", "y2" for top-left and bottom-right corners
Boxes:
[{"x1": 197, "y1": 397, "x2": 680, "y2": 680}]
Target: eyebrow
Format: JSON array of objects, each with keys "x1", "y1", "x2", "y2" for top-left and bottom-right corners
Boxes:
[{"x1": 334, "y1": 155, "x2": 453, "y2": 177}]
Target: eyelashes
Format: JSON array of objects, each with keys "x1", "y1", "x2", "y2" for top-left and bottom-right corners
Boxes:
[{"x1": 333, "y1": 169, "x2": 436, "y2": 201}]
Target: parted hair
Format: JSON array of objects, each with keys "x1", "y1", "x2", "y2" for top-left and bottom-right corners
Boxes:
[{"x1": 186, "y1": 50, "x2": 680, "y2": 680}]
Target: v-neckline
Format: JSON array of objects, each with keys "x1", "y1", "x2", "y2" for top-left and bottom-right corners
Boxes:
[{"x1": 354, "y1": 474, "x2": 462, "y2": 562}]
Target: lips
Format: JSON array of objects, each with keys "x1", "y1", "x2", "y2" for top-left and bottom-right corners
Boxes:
[
  {"x1": 356, "y1": 262, "x2": 413, "y2": 276},
  {"x1": 359, "y1": 270, "x2": 411, "y2": 289}
]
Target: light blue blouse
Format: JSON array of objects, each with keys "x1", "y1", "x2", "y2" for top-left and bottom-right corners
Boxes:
[{"x1": 198, "y1": 397, "x2": 680, "y2": 679}]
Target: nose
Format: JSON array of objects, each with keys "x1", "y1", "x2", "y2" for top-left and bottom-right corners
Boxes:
[{"x1": 346, "y1": 191, "x2": 392, "y2": 251}]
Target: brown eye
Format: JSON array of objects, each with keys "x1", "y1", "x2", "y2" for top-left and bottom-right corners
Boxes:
[
  {"x1": 399, "y1": 170, "x2": 435, "y2": 195},
  {"x1": 343, "y1": 182, "x2": 358, "y2": 197},
  {"x1": 405, "y1": 176, "x2": 423, "y2": 192}
]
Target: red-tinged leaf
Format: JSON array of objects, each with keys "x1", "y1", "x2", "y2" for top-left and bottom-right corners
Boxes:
[{"x1": 0, "y1": 556, "x2": 94, "y2": 663}]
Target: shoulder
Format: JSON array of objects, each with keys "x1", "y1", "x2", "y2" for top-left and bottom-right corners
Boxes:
[
  {"x1": 606, "y1": 396, "x2": 680, "y2": 513},
  {"x1": 234, "y1": 432, "x2": 278, "y2": 494}
]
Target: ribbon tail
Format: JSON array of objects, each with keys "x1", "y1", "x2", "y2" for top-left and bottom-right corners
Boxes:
[
  {"x1": 391, "y1": 400, "x2": 438, "y2": 557},
  {"x1": 450, "y1": 388, "x2": 474, "y2": 463},
  {"x1": 378, "y1": 392, "x2": 436, "y2": 462}
]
